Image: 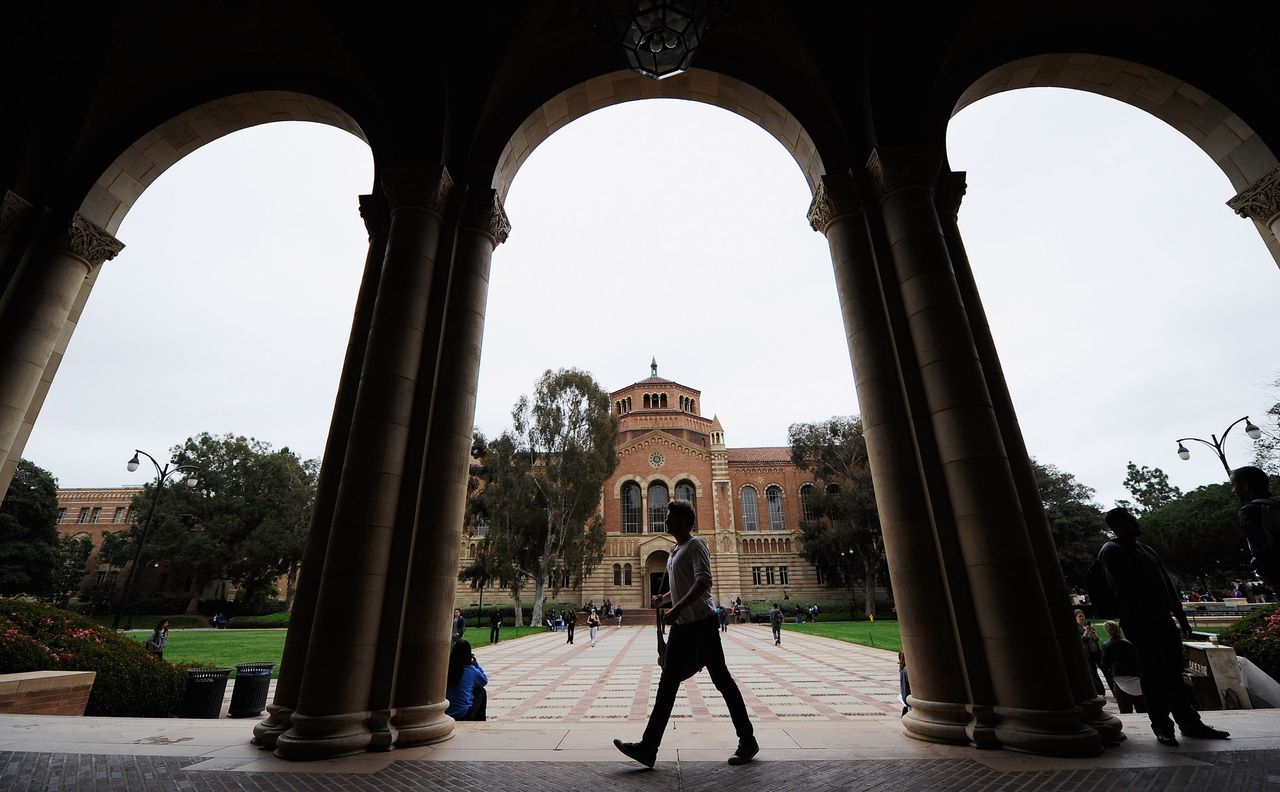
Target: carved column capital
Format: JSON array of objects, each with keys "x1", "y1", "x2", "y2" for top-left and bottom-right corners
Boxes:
[
  {"x1": 462, "y1": 189, "x2": 511, "y2": 247},
  {"x1": 45, "y1": 214, "x2": 124, "y2": 267},
  {"x1": 806, "y1": 174, "x2": 862, "y2": 234},
  {"x1": 1227, "y1": 165, "x2": 1280, "y2": 225},
  {"x1": 358, "y1": 193, "x2": 390, "y2": 239},
  {"x1": 935, "y1": 170, "x2": 968, "y2": 220},
  {"x1": 866, "y1": 147, "x2": 944, "y2": 199},
  {"x1": 0, "y1": 191, "x2": 35, "y2": 239},
  {"x1": 382, "y1": 165, "x2": 454, "y2": 215}
]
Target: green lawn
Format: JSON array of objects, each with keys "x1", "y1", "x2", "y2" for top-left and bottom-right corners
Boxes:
[
  {"x1": 781, "y1": 620, "x2": 902, "y2": 652},
  {"x1": 123, "y1": 624, "x2": 544, "y2": 676}
]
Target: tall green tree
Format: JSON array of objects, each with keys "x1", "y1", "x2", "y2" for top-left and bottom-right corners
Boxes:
[
  {"x1": 1140, "y1": 482, "x2": 1251, "y2": 590},
  {"x1": 511, "y1": 368, "x2": 618, "y2": 627},
  {"x1": 788, "y1": 416, "x2": 883, "y2": 617},
  {"x1": 103, "y1": 433, "x2": 318, "y2": 613},
  {"x1": 1116, "y1": 462, "x2": 1182, "y2": 515},
  {"x1": 0, "y1": 459, "x2": 60, "y2": 597},
  {"x1": 50, "y1": 534, "x2": 94, "y2": 606},
  {"x1": 1030, "y1": 459, "x2": 1107, "y2": 589},
  {"x1": 1254, "y1": 376, "x2": 1279, "y2": 474}
]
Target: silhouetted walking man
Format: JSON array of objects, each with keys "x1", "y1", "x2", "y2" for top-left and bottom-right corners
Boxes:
[
  {"x1": 1098, "y1": 508, "x2": 1229, "y2": 747},
  {"x1": 614, "y1": 499, "x2": 757, "y2": 768}
]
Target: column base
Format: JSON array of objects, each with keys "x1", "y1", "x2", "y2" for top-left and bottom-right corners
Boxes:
[
  {"x1": 274, "y1": 710, "x2": 372, "y2": 761},
  {"x1": 251, "y1": 704, "x2": 293, "y2": 750},
  {"x1": 393, "y1": 702, "x2": 456, "y2": 747},
  {"x1": 368, "y1": 708, "x2": 398, "y2": 752},
  {"x1": 994, "y1": 705, "x2": 1103, "y2": 758},
  {"x1": 966, "y1": 703, "x2": 1000, "y2": 749},
  {"x1": 901, "y1": 697, "x2": 971, "y2": 746},
  {"x1": 1077, "y1": 694, "x2": 1126, "y2": 745}
]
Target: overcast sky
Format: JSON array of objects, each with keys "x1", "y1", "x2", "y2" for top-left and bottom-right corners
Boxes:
[{"x1": 23, "y1": 87, "x2": 1278, "y2": 507}]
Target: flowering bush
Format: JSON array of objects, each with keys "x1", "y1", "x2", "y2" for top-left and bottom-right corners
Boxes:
[
  {"x1": 0, "y1": 599, "x2": 186, "y2": 716},
  {"x1": 1218, "y1": 604, "x2": 1280, "y2": 682}
]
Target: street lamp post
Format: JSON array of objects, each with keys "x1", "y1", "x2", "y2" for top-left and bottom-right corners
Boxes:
[
  {"x1": 1175, "y1": 416, "x2": 1263, "y2": 479},
  {"x1": 112, "y1": 449, "x2": 199, "y2": 630}
]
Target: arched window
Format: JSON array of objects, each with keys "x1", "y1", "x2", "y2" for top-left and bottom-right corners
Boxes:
[
  {"x1": 766, "y1": 485, "x2": 785, "y2": 531},
  {"x1": 624, "y1": 563, "x2": 633, "y2": 586},
  {"x1": 675, "y1": 480, "x2": 695, "y2": 510},
  {"x1": 660, "y1": 393, "x2": 667, "y2": 408},
  {"x1": 644, "y1": 394, "x2": 651, "y2": 408},
  {"x1": 690, "y1": 400, "x2": 695, "y2": 413},
  {"x1": 621, "y1": 482, "x2": 642, "y2": 534},
  {"x1": 613, "y1": 563, "x2": 622, "y2": 586},
  {"x1": 649, "y1": 482, "x2": 669, "y2": 532},
  {"x1": 799, "y1": 484, "x2": 815, "y2": 523},
  {"x1": 741, "y1": 486, "x2": 759, "y2": 531}
]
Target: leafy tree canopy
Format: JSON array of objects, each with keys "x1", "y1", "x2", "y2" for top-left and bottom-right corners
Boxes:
[
  {"x1": 1140, "y1": 482, "x2": 1251, "y2": 590},
  {"x1": 1116, "y1": 462, "x2": 1182, "y2": 515},
  {"x1": 0, "y1": 459, "x2": 60, "y2": 597},
  {"x1": 1030, "y1": 459, "x2": 1107, "y2": 589}
]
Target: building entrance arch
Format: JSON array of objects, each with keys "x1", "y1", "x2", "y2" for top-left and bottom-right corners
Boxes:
[{"x1": 645, "y1": 549, "x2": 670, "y2": 605}]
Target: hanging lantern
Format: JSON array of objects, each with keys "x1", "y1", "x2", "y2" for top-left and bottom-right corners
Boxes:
[{"x1": 581, "y1": 0, "x2": 723, "y2": 80}]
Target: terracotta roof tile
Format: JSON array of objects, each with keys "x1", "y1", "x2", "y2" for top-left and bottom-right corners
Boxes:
[{"x1": 726, "y1": 447, "x2": 792, "y2": 463}]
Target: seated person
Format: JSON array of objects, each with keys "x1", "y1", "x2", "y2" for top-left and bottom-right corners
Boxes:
[{"x1": 445, "y1": 639, "x2": 488, "y2": 721}]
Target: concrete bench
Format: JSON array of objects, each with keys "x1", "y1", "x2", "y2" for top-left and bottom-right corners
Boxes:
[{"x1": 0, "y1": 671, "x2": 96, "y2": 716}]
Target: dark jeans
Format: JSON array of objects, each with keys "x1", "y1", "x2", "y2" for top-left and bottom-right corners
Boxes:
[
  {"x1": 490, "y1": 626, "x2": 500, "y2": 644},
  {"x1": 566, "y1": 623, "x2": 575, "y2": 644},
  {"x1": 1086, "y1": 651, "x2": 1106, "y2": 695},
  {"x1": 641, "y1": 615, "x2": 754, "y2": 749},
  {"x1": 1122, "y1": 618, "x2": 1202, "y2": 735},
  {"x1": 458, "y1": 687, "x2": 487, "y2": 722},
  {"x1": 771, "y1": 623, "x2": 781, "y2": 643}
]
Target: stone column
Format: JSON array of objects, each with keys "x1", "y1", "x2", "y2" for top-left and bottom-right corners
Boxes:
[
  {"x1": 394, "y1": 189, "x2": 509, "y2": 746},
  {"x1": 808, "y1": 173, "x2": 974, "y2": 745},
  {"x1": 274, "y1": 167, "x2": 452, "y2": 761},
  {"x1": 868, "y1": 147, "x2": 1099, "y2": 757},
  {"x1": 935, "y1": 171, "x2": 1123, "y2": 745},
  {"x1": 1228, "y1": 164, "x2": 1280, "y2": 252},
  {"x1": 0, "y1": 214, "x2": 123, "y2": 496},
  {"x1": 254, "y1": 193, "x2": 390, "y2": 749}
]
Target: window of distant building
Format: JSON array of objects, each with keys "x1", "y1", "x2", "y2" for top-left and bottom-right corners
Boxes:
[
  {"x1": 779, "y1": 566, "x2": 789, "y2": 585},
  {"x1": 57, "y1": 508, "x2": 66, "y2": 523},
  {"x1": 766, "y1": 566, "x2": 776, "y2": 585},
  {"x1": 621, "y1": 483, "x2": 642, "y2": 533},
  {"x1": 766, "y1": 485, "x2": 784, "y2": 531},
  {"x1": 614, "y1": 564, "x2": 622, "y2": 586},
  {"x1": 741, "y1": 486, "x2": 759, "y2": 531},
  {"x1": 474, "y1": 516, "x2": 489, "y2": 538},
  {"x1": 649, "y1": 482, "x2": 669, "y2": 532},
  {"x1": 675, "y1": 480, "x2": 695, "y2": 511},
  {"x1": 799, "y1": 484, "x2": 815, "y2": 523},
  {"x1": 624, "y1": 563, "x2": 632, "y2": 586},
  {"x1": 77, "y1": 508, "x2": 91, "y2": 524},
  {"x1": 89, "y1": 507, "x2": 101, "y2": 523},
  {"x1": 815, "y1": 565, "x2": 826, "y2": 585},
  {"x1": 752, "y1": 566, "x2": 762, "y2": 586},
  {"x1": 113, "y1": 506, "x2": 127, "y2": 523}
]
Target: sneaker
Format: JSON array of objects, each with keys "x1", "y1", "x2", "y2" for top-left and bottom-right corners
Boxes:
[
  {"x1": 1181, "y1": 724, "x2": 1230, "y2": 739},
  {"x1": 1154, "y1": 731, "x2": 1179, "y2": 747},
  {"x1": 613, "y1": 739, "x2": 656, "y2": 768},
  {"x1": 727, "y1": 736, "x2": 759, "y2": 765}
]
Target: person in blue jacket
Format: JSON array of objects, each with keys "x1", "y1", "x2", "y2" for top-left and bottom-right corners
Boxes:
[{"x1": 445, "y1": 639, "x2": 488, "y2": 721}]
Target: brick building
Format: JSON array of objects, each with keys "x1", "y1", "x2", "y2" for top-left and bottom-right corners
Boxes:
[{"x1": 457, "y1": 363, "x2": 840, "y2": 612}]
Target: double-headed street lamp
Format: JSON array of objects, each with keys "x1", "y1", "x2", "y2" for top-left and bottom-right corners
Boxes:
[
  {"x1": 112, "y1": 449, "x2": 199, "y2": 630},
  {"x1": 1175, "y1": 416, "x2": 1262, "y2": 478}
]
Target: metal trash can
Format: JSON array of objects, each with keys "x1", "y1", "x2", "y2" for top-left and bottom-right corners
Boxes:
[
  {"x1": 179, "y1": 667, "x2": 231, "y2": 718},
  {"x1": 228, "y1": 662, "x2": 275, "y2": 718}
]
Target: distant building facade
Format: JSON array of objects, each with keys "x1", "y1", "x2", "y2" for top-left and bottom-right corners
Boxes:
[{"x1": 456, "y1": 364, "x2": 842, "y2": 612}]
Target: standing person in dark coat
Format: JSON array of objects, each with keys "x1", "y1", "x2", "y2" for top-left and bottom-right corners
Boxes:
[
  {"x1": 451, "y1": 608, "x2": 467, "y2": 644},
  {"x1": 1074, "y1": 609, "x2": 1107, "y2": 695},
  {"x1": 1232, "y1": 466, "x2": 1280, "y2": 589},
  {"x1": 565, "y1": 608, "x2": 577, "y2": 644},
  {"x1": 1098, "y1": 508, "x2": 1229, "y2": 746},
  {"x1": 489, "y1": 611, "x2": 502, "y2": 645},
  {"x1": 769, "y1": 603, "x2": 783, "y2": 645}
]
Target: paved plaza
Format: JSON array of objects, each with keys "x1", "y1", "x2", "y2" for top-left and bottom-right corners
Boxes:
[{"x1": 2, "y1": 625, "x2": 1280, "y2": 790}]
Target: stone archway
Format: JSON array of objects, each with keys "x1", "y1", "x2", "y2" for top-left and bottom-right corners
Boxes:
[
  {"x1": 644, "y1": 549, "x2": 670, "y2": 605},
  {"x1": 954, "y1": 54, "x2": 1280, "y2": 266}
]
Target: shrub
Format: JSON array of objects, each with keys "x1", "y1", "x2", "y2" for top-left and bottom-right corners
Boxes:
[
  {"x1": 0, "y1": 598, "x2": 187, "y2": 716},
  {"x1": 1218, "y1": 604, "x2": 1280, "y2": 682},
  {"x1": 227, "y1": 611, "x2": 290, "y2": 629}
]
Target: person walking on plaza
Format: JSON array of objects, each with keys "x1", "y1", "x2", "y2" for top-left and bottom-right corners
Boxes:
[
  {"x1": 1100, "y1": 620, "x2": 1145, "y2": 714},
  {"x1": 1231, "y1": 466, "x2": 1280, "y2": 589},
  {"x1": 451, "y1": 608, "x2": 467, "y2": 644},
  {"x1": 1074, "y1": 609, "x2": 1107, "y2": 695},
  {"x1": 614, "y1": 499, "x2": 757, "y2": 768},
  {"x1": 717, "y1": 603, "x2": 729, "y2": 632},
  {"x1": 489, "y1": 610, "x2": 502, "y2": 645},
  {"x1": 588, "y1": 607, "x2": 601, "y2": 647},
  {"x1": 616, "y1": 606, "x2": 624, "y2": 627},
  {"x1": 1098, "y1": 507, "x2": 1229, "y2": 746},
  {"x1": 769, "y1": 603, "x2": 783, "y2": 645},
  {"x1": 565, "y1": 608, "x2": 577, "y2": 644}
]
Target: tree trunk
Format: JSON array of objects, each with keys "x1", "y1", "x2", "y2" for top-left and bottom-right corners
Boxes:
[
  {"x1": 184, "y1": 577, "x2": 206, "y2": 616},
  {"x1": 284, "y1": 561, "x2": 300, "y2": 612},
  {"x1": 864, "y1": 557, "x2": 878, "y2": 618},
  {"x1": 511, "y1": 588, "x2": 525, "y2": 626},
  {"x1": 531, "y1": 577, "x2": 547, "y2": 628}
]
